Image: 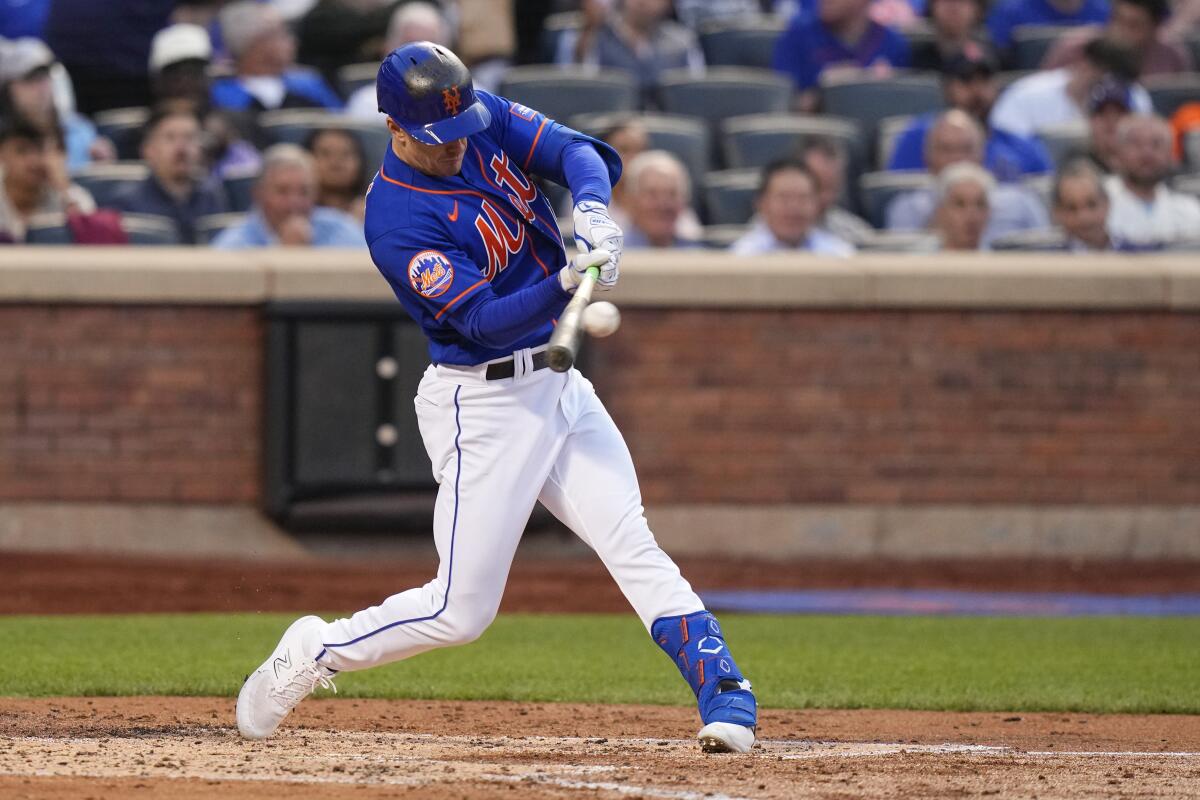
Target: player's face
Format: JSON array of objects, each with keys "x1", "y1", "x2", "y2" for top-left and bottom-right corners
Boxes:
[
  {"x1": 392, "y1": 125, "x2": 468, "y2": 177},
  {"x1": 1053, "y1": 175, "x2": 1110, "y2": 249},
  {"x1": 759, "y1": 169, "x2": 818, "y2": 248}
]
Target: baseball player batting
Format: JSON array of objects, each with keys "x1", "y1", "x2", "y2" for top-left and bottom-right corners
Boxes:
[{"x1": 236, "y1": 42, "x2": 757, "y2": 754}]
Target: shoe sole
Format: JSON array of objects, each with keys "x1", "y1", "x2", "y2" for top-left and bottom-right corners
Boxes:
[
  {"x1": 236, "y1": 615, "x2": 325, "y2": 740},
  {"x1": 697, "y1": 722, "x2": 756, "y2": 753}
]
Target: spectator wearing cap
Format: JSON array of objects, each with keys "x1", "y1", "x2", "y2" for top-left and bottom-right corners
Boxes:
[
  {"x1": 986, "y1": 0, "x2": 1110, "y2": 60},
  {"x1": 1067, "y1": 76, "x2": 1135, "y2": 173},
  {"x1": 1043, "y1": 0, "x2": 1193, "y2": 76},
  {"x1": 210, "y1": 1, "x2": 342, "y2": 113},
  {"x1": 109, "y1": 108, "x2": 228, "y2": 245},
  {"x1": 1050, "y1": 158, "x2": 1144, "y2": 251},
  {"x1": 989, "y1": 37, "x2": 1152, "y2": 138},
  {"x1": 1104, "y1": 113, "x2": 1200, "y2": 247},
  {"x1": 0, "y1": 37, "x2": 115, "y2": 170},
  {"x1": 556, "y1": 0, "x2": 704, "y2": 105},
  {"x1": 0, "y1": 117, "x2": 97, "y2": 243},
  {"x1": 297, "y1": 0, "x2": 407, "y2": 80},
  {"x1": 345, "y1": 2, "x2": 452, "y2": 120},
  {"x1": 887, "y1": 110, "x2": 1049, "y2": 243},
  {"x1": 731, "y1": 158, "x2": 855, "y2": 257},
  {"x1": 889, "y1": 51, "x2": 1052, "y2": 181},
  {"x1": 910, "y1": 0, "x2": 993, "y2": 73},
  {"x1": 931, "y1": 162, "x2": 993, "y2": 251},
  {"x1": 799, "y1": 137, "x2": 874, "y2": 245},
  {"x1": 213, "y1": 143, "x2": 363, "y2": 248},
  {"x1": 772, "y1": 0, "x2": 911, "y2": 112},
  {"x1": 620, "y1": 150, "x2": 702, "y2": 249},
  {"x1": 0, "y1": 0, "x2": 50, "y2": 39}
]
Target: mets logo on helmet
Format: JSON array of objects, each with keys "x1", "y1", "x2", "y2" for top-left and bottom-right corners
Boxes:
[
  {"x1": 442, "y1": 86, "x2": 462, "y2": 115},
  {"x1": 408, "y1": 250, "x2": 455, "y2": 298}
]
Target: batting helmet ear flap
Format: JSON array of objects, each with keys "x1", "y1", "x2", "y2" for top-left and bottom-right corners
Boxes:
[{"x1": 376, "y1": 42, "x2": 491, "y2": 145}]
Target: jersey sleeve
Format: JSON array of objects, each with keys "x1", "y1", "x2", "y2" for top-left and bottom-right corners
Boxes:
[
  {"x1": 370, "y1": 226, "x2": 492, "y2": 326},
  {"x1": 477, "y1": 90, "x2": 622, "y2": 191}
]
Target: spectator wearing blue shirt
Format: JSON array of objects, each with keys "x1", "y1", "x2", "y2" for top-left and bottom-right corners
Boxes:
[
  {"x1": 888, "y1": 52, "x2": 1052, "y2": 181},
  {"x1": 109, "y1": 108, "x2": 228, "y2": 245},
  {"x1": 210, "y1": 1, "x2": 342, "y2": 114},
  {"x1": 772, "y1": 0, "x2": 911, "y2": 111},
  {"x1": 0, "y1": 0, "x2": 51, "y2": 39},
  {"x1": 213, "y1": 144, "x2": 364, "y2": 248},
  {"x1": 986, "y1": 0, "x2": 1110, "y2": 58}
]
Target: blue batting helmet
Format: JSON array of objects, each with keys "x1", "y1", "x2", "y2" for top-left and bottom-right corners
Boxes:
[{"x1": 376, "y1": 42, "x2": 491, "y2": 145}]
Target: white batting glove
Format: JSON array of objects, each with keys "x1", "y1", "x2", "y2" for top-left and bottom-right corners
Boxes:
[
  {"x1": 572, "y1": 200, "x2": 622, "y2": 283},
  {"x1": 559, "y1": 247, "x2": 615, "y2": 294}
]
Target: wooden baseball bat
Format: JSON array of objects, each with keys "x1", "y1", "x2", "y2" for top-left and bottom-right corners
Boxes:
[{"x1": 547, "y1": 265, "x2": 600, "y2": 372}]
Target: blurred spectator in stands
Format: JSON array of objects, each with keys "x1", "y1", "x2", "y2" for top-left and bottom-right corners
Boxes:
[
  {"x1": 305, "y1": 128, "x2": 369, "y2": 222},
  {"x1": 910, "y1": 0, "x2": 994, "y2": 72},
  {"x1": 1161, "y1": 0, "x2": 1200, "y2": 42},
  {"x1": 109, "y1": 107, "x2": 227, "y2": 245},
  {"x1": 1068, "y1": 76, "x2": 1134, "y2": 173},
  {"x1": 555, "y1": 0, "x2": 704, "y2": 105},
  {"x1": 213, "y1": 143, "x2": 363, "y2": 247},
  {"x1": 799, "y1": 136, "x2": 873, "y2": 245},
  {"x1": 986, "y1": 0, "x2": 1110, "y2": 61},
  {"x1": 889, "y1": 52, "x2": 1051, "y2": 181},
  {"x1": 1050, "y1": 158, "x2": 1132, "y2": 250},
  {"x1": 673, "y1": 0, "x2": 768, "y2": 29},
  {"x1": 621, "y1": 150, "x2": 701, "y2": 248},
  {"x1": 0, "y1": 37, "x2": 114, "y2": 170},
  {"x1": 455, "y1": 0, "x2": 517, "y2": 93},
  {"x1": 345, "y1": 2, "x2": 453, "y2": 120},
  {"x1": 930, "y1": 162, "x2": 992, "y2": 250},
  {"x1": 1042, "y1": 0, "x2": 1192, "y2": 76},
  {"x1": 772, "y1": 0, "x2": 911, "y2": 113},
  {"x1": 887, "y1": 110, "x2": 1049, "y2": 243},
  {"x1": 0, "y1": 117, "x2": 97, "y2": 243},
  {"x1": 42, "y1": 0, "x2": 174, "y2": 114},
  {"x1": 597, "y1": 115, "x2": 648, "y2": 230},
  {"x1": 0, "y1": 0, "x2": 50, "y2": 39},
  {"x1": 211, "y1": 2, "x2": 343, "y2": 113},
  {"x1": 989, "y1": 38, "x2": 1151, "y2": 138},
  {"x1": 1104, "y1": 114, "x2": 1200, "y2": 247},
  {"x1": 297, "y1": 0, "x2": 404, "y2": 81},
  {"x1": 732, "y1": 158, "x2": 855, "y2": 256}
]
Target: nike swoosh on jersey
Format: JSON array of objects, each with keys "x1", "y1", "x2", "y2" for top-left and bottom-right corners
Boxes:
[{"x1": 447, "y1": 200, "x2": 459, "y2": 222}]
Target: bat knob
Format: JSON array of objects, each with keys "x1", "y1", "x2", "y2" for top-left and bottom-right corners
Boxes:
[{"x1": 547, "y1": 344, "x2": 574, "y2": 373}]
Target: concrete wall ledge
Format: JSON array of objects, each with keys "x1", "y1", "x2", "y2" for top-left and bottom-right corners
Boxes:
[{"x1": 2, "y1": 248, "x2": 1199, "y2": 310}]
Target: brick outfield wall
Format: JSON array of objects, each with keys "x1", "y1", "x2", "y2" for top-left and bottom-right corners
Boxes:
[{"x1": 1, "y1": 304, "x2": 1198, "y2": 506}]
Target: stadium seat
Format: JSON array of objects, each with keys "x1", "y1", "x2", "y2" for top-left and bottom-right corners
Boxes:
[
  {"x1": 854, "y1": 230, "x2": 940, "y2": 252},
  {"x1": 722, "y1": 113, "x2": 862, "y2": 171},
  {"x1": 698, "y1": 17, "x2": 787, "y2": 69},
  {"x1": 1184, "y1": 130, "x2": 1200, "y2": 170},
  {"x1": 703, "y1": 169, "x2": 760, "y2": 226},
  {"x1": 1189, "y1": 35, "x2": 1200, "y2": 71},
  {"x1": 1173, "y1": 173, "x2": 1200, "y2": 201},
  {"x1": 1011, "y1": 25, "x2": 1075, "y2": 70},
  {"x1": 24, "y1": 213, "x2": 73, "y2": 244},
  {"x1": 222, "y1": 166, "x2": 260, "y2": 214},
  {"x1": 989, "y1": 228, "x2": 1068, "y2": 251},
  {"x1": 570, "y1": 112, "x2": 710, "y2": 196},
  {"x1": 1034, "y1": 121, "x2": 1089, "y2": 168},
  {"x1": 499, "y1": 66, "x2": 637, "y2": 123},
  {"x1": 877, "y1": 115, "x2": 916, "y2": 170},
  {"x1": 70, "y1": 162, "x2": 150, "y2": 207},
  {"x1": 1144, "y1": 75, "x2": 1200, "y2": 119},
  {"x1": 902, "y1": 24, "x2": 936, "y2": 53},
  {"x1": 257, "y1": 110, "x2": 392, "y2": 163},
  {"x1": 700, "y1": 224, "x2": 750, "y2": 249},
  {"x1": 93, "y1": 106, "x2": 150, "y2": 161},
  {"x1": 820, "y1": 74, "x2": 943, "y2": 161},
  {"x1": 120, "y1": 213, "x2": 182, "y2": 245},
  {"x1": 195, "y1": 212, "x2": 248, "y2": 245},
  {"x1": 660, "y1": 68, "x2": 792, "y2": 130},
  {"x1": 1022, "y1": 174, "x2": 1053, "y2": 206},
  {"x1": 857, "y1": 170, "x2": 934, "y2": 228},
  {"x1": 337, "y1": 62, "x2": 380, "y2": 99}
]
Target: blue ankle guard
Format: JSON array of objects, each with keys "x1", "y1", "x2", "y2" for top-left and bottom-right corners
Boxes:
[{"x1": 651, "y1": 611, "x2": 757, "y2": 728}]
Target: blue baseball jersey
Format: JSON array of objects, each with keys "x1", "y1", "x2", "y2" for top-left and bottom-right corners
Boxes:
[{"x1": 364, "y1": 90, "x2": 620, "y2": 366}]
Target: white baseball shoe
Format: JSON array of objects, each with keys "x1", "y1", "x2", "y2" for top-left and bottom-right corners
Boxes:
[
  {"x1": 236, "y1": 615, "x2": 336, "y2": 739},
  {"x1": 698, "y1": 721, "x2": 756, "y2": 753}
]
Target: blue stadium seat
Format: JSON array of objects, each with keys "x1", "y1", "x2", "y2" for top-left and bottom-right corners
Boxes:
[
  {"x1": 857, "y1": 170, "x2": 933, "y2": 229},
  {"x1": 222, "y1": 166, "x2": 260, "y2": 214},
  {"x1": 1144, "y1": 75, "x2": 1200, "y2": 119},
  {"x1": 337, "y1": 62, "x2": 379, "y2": 99},
  {"x1": 698, "y1": 17, "x2": 787, "y2": 69},
  {"x1": 257, "y1": 110, "x2": 392, "y2": 165},
  {"x1": 722, "y1": 113, "x2": 862, "y2": 171},
  {"x1": 70, "y1": 162, "x2": 150, "y2": 207},
  {"x1": 1011, "y1": 25, "x2": 1075, "y2": 70},
  {"x1": 121, "y1": 213, "x2": 182, "y2": 245},
  {"x1": 821, "y1": 74, "x2": 943, "y2": 163},
  {"x1": 877, "y1": 114, "x2": 916, "y2": 169},
  {"x1": 93, "y1": 107, "x2": 151, "y2": 161},
  {"x1": 195, "y1": 212, "x2": 248, "y2": 245},
  {"x1": 703, "y1": 169, "x2": 760, "y2": 226},
  {"x1": 499, "y1": 65, "x2": 638, "y2": 123},
  {"x1": 24, "y1": 213, "x2": 73, "y2": 244},
  {"x1": 570, "y1": 111, "x2": 711, "y2": 195},
  {"x1": 660, "y1": 68, "x2": 792, "y2": 130}
]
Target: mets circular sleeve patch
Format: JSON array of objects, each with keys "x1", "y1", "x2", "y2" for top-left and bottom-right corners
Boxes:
[{"x1": 408, "y1": 250, "x2": 455, "y2": 298}]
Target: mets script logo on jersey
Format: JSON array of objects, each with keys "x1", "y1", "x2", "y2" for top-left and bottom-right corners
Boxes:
[
  {"x1": 408, "y1": 250, "x2": 455, "y2": 298},
  {"x1": 442, "y1": 86, "x2": 462, "y2": 115}
]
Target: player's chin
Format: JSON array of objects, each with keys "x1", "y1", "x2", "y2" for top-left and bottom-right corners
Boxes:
[{"x1": 432, "y1": 157, "x2": 465, "y2": 176}]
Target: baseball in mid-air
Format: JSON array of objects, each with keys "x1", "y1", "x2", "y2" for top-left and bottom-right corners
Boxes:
[{"x1": 583, "y1": 301, "x2": 621, "y2": 337}]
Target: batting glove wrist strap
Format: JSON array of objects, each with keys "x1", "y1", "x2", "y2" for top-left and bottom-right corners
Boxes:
[
  {"x1": 572, "y1": 201, "x2": 621, "y2": 291},
  {"x1": 652, "y1": 611, "x2": 758, "y2": 728}
]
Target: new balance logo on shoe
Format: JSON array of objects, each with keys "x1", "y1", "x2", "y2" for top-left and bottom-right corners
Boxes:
[{"x1": 273, "y1": 651, "x2": 291, "y2": 678}]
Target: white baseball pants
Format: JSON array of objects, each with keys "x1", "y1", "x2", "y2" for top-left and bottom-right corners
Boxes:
[{"x1": 315, "y1": 346, "x2": 704, "y2": 672}]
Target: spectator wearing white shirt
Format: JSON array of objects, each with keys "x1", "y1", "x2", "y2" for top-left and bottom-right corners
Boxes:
[
  {"x1": 1104, "y1": 114, "x2": 1200, "y2": 247},
  {"x1": 989, "y1": 37, "x2": 1152, "y2": 138},
  {"x1": 731, "y1": 159, "x2": 855, "y2": 257},
  {"x1": 345, "y1": 2, "x2": 453, "y2": 120}
]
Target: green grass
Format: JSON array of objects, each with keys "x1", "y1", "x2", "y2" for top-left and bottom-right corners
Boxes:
[{"x1": 5, "y1": 613, "x2": 1198, "y2": 713}]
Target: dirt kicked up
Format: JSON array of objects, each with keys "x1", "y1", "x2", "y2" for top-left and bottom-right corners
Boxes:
[{"x1": 2, "y1": 697, "x2": 1199, "y2": 800}]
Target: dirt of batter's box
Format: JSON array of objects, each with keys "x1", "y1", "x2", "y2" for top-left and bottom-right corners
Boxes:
[{"x1": 2, "y1": 697, "x2": 1200, "y2": 800}]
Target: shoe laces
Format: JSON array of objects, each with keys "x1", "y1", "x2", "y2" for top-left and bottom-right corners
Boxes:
[{"x1": 269, "y1": 661, "x2": 337, "y2": 708}]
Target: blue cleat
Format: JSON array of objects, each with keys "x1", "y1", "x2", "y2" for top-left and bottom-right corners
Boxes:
[{"x1": 652, "y1": 611, "x2": 757, "y2": 752}]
